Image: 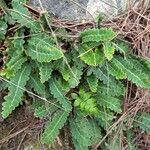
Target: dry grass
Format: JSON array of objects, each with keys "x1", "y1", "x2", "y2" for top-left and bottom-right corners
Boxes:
[
  {"x1": 49, "y1": 0, "x2": 150, "y2": 59},
  {"x1": 102, "y1": 0, "x2": 150, "y2": 59},
  {"x1": 103, "y1": 1, "x2": 150, "y2": 149}
]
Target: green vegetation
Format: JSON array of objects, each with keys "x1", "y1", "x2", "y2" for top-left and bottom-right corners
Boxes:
[{"x1": 0, "y1": 0, "x2": 150, "y2": 149}]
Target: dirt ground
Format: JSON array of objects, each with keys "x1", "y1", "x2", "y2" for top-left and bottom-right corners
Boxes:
[{"x1": 0, "y1": 98, "x2": 73, "y2": 150}]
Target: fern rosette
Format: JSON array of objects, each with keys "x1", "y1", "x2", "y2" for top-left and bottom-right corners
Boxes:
[{"x1": 0, "y1": 2, "x2": 150, "y2": 148}]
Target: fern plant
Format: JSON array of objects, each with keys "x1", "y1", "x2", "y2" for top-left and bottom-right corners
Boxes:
[
  {"x1": 0, "y1": 0, "x2": 150, "y2": 149},
  {"x1": 134, "y1": 113, "x2": 150, "y2": 132}
]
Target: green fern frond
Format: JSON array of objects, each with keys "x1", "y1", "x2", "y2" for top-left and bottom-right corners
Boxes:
[
  {"x1": 68, "y1": 65, "x2": 83, "y2": 88},
  {"x1": 34, "y1": 105, "x2": 49, "y2": 119},
  {"x1": 0, "y1": 19, "x2": 8, "y2": 40},
  {"x1": 27, "y1": 35, "x2": 63, "y2": 62},
  {"x1": 72, "y1": 89, "x2": 99, "y2": 115},
  {"x1": 54, "y1": 59, "x2": 70, "y2": 81},
  {"x1": 67, "y1": 51, "x2": 85, "y2": 88},
  {"x1": 88, "y1": 65, "x2": 125, "y2": 96},
  {"x1": 103, "y1": 42, "x2": 115, "y2": 61},
  {"x1": 2, "y1": 64, "x2": 31, "y2": 118},
  {"x1": 126, "y1": 130, "x2": 136, "y2": 150},
  {"x1": 33, "y1": 101, "x2": 58, "y2": 119},
  {"x1": 108, "y1": 60, "x2": 127, "y2": 79},
  {"x1": 80, "y1": 28, "x2": 117, "y2": 43},
  {"x1": 12, "y1": 36, "x2": 25, "y2": 54},
  {"x1": 112, "y1": 41, "x2": 130, "y2": 55},
  {"x1": 57, "y1": 76, "x2": 70, "y2": 93},
  {"x1": 0, "y1": 68, "x2": 14, "y2": 79},
  {"x1": 71, "y1": 49, "x2": 86, "y2": 69},
  {"x1": 87, "y1": 66, "x2": 125, "y2": 96},
  {"x1": 97, "y1": 110, "x2": 115, "y2": 129},
  {"x1": 1, "y1": 7, "x2": 150, "y2": 148},
  {"x1": 72, "y1": 138, "x2": 88, "y2": 150},
  {"x1": 134, "y1": 113, "x2": 150, "y2": 132},
  {"x1": 6, "y1": 53, "x2": 27, "y2": 77},
  {"x1": 113, "y1": 56, "x2": 150, "y2": 88},
  {"x1": 87, "y1": 74, "x2": 98, "y2": 92},
  {"x1": 98, "y1": 110, "x2": 115, "y2": 121},
  {"x1": 89, "y1": 119, "x2": 102, "y2": 145},
  {"x1": 0, "y1": 81, "x2": 8, "y2": 91},
  {"x1": 11, "y1": 0, "x2": 41, "y2": 32},
  {"x1": 42, "y1": 110, "x2": 69, "y2": 144},
  {"x1": 61, "y1": 67, "x2": 70, "y2": 81},
  {"x1": 139, "y1": 57, "x2": 150, "y2": 70},
  {"x1": 128, "y1": 55, "x2": 150, "y2": 73},
  {"x1": 70, "y1": 117, "x2": 92, "y2": 149},
  {"x1": 88, "y1": 66, "x2": 110, "y2": 84},
  {"x1": 70, "y1": 115, "x2": 101, "y2": 149},
  {"x1": 95, "y1": 94, "x2": 122, "y2": 113},
  {"x1": 38, "y1": 62, "x2": 53, "y2": 83},
  {"x1": 28, "y1": 74, "x2": 45, "y2": 96},
  {"x1": 79, "y1": 43, "x2": 105, "y2": 66},
  {"x1": 97, "y1": 80, "x2": 125, "y2": 97},
  {"x1": 97, "y1": 116, "x2": 113, "y2": 130},
  {"x1": 49, "y1": 77, "x2": 72, "y2": 111},
  {"x1": 3, "y1": 35, "x2": 26, "y2": 78}
]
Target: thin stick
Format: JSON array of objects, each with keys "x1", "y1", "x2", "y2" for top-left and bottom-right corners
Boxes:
[
  {"x1": 16, "y1": 133, "x2": 27, "y2": 150},
  {"x1": 93, "y1": 104, "x2": 138, "y2": 150},
  {"x1": 0, "y1": 77, "x2": 64, "y2": 110},
  {"x1": 38, "y1": 0, "x2": 79, "y2": 86},
  {"x1": 0, "y1": 123, "x2": 31, "y2": 144}
]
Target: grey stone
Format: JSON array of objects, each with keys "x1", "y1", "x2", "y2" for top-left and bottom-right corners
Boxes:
[
  {"x1": 29, "y1": 0, "x2": 139, "y2": 20},
  {"x1": 29, "y1": 0, "x2": 89, "y2": 20}
]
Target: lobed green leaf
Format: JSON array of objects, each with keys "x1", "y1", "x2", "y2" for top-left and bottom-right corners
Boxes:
[
  {"x1": 49, "y1": 77, "x2": 72, "y2": 111},
  {"x1": 27, "y1": 35, "x2": 63, "y2": 62},
  {"x1": 81, "y1": 28, "x2": 117, "y2": 43},
  {"x1": 42, "y1": 110, "x2": 69, "y2": 144},
  {"x1": 2, "y1": 64, "x2": 31, "y2": 118}
]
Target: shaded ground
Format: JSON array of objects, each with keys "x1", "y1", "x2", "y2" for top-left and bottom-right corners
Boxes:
[
  {"x1": 0, "y1": 102, "x2": 43, "y2": 150},
  {"x1": 0, "y1": 99, "x2": 73, "y2": 149},
  {"x1": 0, "y1": 95, "x2": 150, "y2": 150}
]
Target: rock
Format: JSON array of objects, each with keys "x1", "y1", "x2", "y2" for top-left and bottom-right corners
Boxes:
[
  {"x1": 87, "y1": 0, "x2": 139, "y2": 18},
  {"x1": 29, "y1": 0, "x2": 139, "y2": 20},
  {"x1": 29, "y1": 0, "x2": 89, "y2": 20}
]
